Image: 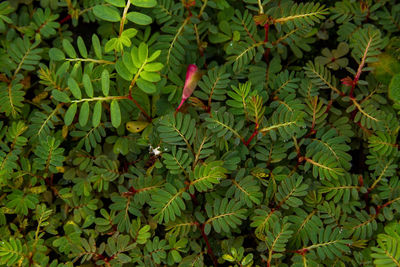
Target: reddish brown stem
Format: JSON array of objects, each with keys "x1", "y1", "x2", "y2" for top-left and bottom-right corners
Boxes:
[
  {"x1": 127, "y1": 94, "x2": 152, "y2": 122},
  {"x1": 59, "y1": 15, "x2": 71, "y2": 24},
  {"x1": 263, "y1": 23, "x2": 270, "y2": 63},
  {"x1": 349, "y1": 79, "x2": 358, "y2": 98},
  {"x1": 189, "y1": 193, "x2": 199, "y2": 205},
  {"x1": 122, "y1": 186, "x2": 137, "y2": 197},
  {"x1": 264, "y1": 23, "x2": 270, "y2": 42},
  {"x1": 244, "y1": 123, "x2": 259, "y2": 146},
  {"x1": 325, "y1": 99, "x2": 333, "y2": 114},
  {"x1": 244, "y1": 130, "x2": 258, "y2": 146},
  {"x1": 195, "y1": 222, "x2": 217, "y2": 267}
]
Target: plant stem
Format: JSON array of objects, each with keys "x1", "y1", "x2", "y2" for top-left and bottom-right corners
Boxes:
[
  {"x1": 119, "y1": 0, "x2": 131, "y2": 37},
  {"x1": 65, "y1": 58, "x2": 115, "y2": 64},
  {"x1": 198, "y1": 0, "x2": 208, "y2": 18},
  {"x1": 71, "y1": 94, "x2": 152, "y2": 121},
  {"x1": 127, "y1": 94, "x2": 152, "y2": 122},
  {"x1": 349, "y1": 35, "x2": 372, "y2": 98},
  {"x1": 263, "y1": 23, "x2": 270, "y2": 62},
  {"x1": 258, "y1": 0, "x2": 264, "y2": 14},
  {"x1": 71, "y1": 95, "x2": 129, "y2": 103},
  {"x1": 195, "y1": 222, "x2": 218, "y2": 267},
  {"x1": 244, "y1": 129, "x2": 258, "y2": 146},
  {"x1": 59, "y1": 14, "x2": 71, "y2": 24}
]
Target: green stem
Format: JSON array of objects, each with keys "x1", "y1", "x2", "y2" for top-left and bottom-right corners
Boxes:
[{"x1": 66, "y1": 58, "x2": 114, "y2": 64}]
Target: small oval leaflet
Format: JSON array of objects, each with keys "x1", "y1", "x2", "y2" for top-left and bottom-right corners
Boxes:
[{"x1": 110, "y1": 100, "x2": 121, "y2": 128}]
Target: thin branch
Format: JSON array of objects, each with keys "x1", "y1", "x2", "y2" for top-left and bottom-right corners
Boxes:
[{"x1": 119, "y1": 0, "x2": 131, "y2": 37}]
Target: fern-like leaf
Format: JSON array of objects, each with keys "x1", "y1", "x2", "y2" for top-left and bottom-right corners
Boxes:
[
  {"x1": 33, "y1": 136, "x2": 65, "y2": 174},
  {"x1": 371, "y1": 222, "x2": 400, "y2": 267},
  {"x1": 158, "y1": 112, "x2": 196, "y2": 148},
  {"x1": 299, "y1": 226, "x2": 351, "y2": 260},
  {"x1": 205, "y1": 108, "x2": 244, "y2": 141},
  {"x1": 226, "y1": 169, "x2": 262, "y2": 207},
  {"x1": 276, "y1": 175, "x2": 309, "y2": 209},
  {"x1": 194, "y1": 66, "x2": 231, "y2": 105},
  {"x1": 319, "y1": 174, "x2": 359, "y2": 203},
  {"x1": 265, "y1": 222, "x2": 293, "y2": 262},
  {"x1": 304, "y1": 151, "x2": 345, "y2": 180},
  {"x1": 0, "y1": 238, "x2": 24, "y2": 266},
  {"x1": 304, "y1": 61, "x2": 342, "y2": 95},
  {"x1": 204, "y1": 198, "x2": 247, "y2": 234},
  {"x1": 189, "y1": 161, "x2": 227, "y2": 193},
  {"x1": 251, "y1": 206, "x2": 281, "y2": 241},
  {"x1": 149, "y1": 183, "x2": 190, "y2": 223}
]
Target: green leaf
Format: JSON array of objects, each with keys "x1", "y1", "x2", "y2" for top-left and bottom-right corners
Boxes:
[
  {"x1": 137, "y1": 78, "x2": 156, "y2": 94},
  {"x1": 65, "y1": 103, "x2": 77, "y2": 125},
  {"x1": 209, "y1": 32, "x2": 231, "y2": 44},
  {"x1": 110, "y1": 100, "x2": 121, "y2": 128},
  {"x1": 388, "y1": 73, "x2": 400, "y2": 102},
  {"x1": 121, "y1": 28, "x2": 138, "y2": 38},
  {"x1": 149, "y1": 183, "x2": 190, "y2": 223},
  {"x1": 132, "y1": 0, "x2": 157, "y2": 8},
  {"x1": 105, "y1": 0, "x2": 126, "y2": 7},
  {"x1": 0, "y1": 238, "x2": 23, "y2": 266},
  {"x1": 79, "y1": 101, "x2": 89, "y2": 126},
  {"x1": 93, "y1": 5, "x2": 121, "y2": 22},
  {"x1": 144, "y1": 62, "x2": 164, "y2": 72},
  {"x1": 49, "y1": 48, "x2": 65, "y2": 61},
  {"x1": 148, "y1": 50, "x2": 161, "y2": 62},
  {"x1": 189, "y1": 161, "x2": 227, "y2": 193},
  {"x1": 62, "y1": 39, "x2": 76, "y2": 58},
  {"x1": 67, "y1": 77, "x2": 82, "y2": 99},
  {"x1": 52, "y1": 90, "x2": 70, "y2": 103},
  {"x1": 205, "y1": 198, "x2": 247, "y2": 234},
  {"x1": 102, "y1": 69, "x2": 110, "y2": 96},
  {"x1": 92, "y1": 34, "x2": 102, "y2": 59},
  {"x1": 92, "y1": 101, "x2": 102, "y2": 127},
  {"x1": 82, "y1": 74, "x2": 93, "y2": 97},
  {"x1": 77, "y1": 36, "x2": 88, "y2": 58},
  {"x1": 138, "y1": 42, "x2": 148, "y2": 63},
  {"x1": 140, "y1": 71, "x2": 161, "y2": 82},
  {"x1": 126, "y1": 11, "x2": 153, "y2": 25},
  {"x1": 105, "y1": 38, "x2": 118, "y2": 53},
  {"x1": 116, "y1": 59, "x2": 133, "y2": 81}
]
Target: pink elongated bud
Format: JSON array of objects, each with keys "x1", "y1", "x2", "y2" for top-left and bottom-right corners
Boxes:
[{"x1": 176, "y1": 64, "x2": 202, "y2": 111}]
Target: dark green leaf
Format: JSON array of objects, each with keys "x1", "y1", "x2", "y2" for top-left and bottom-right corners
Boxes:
[
  {"x1": 102, "y1": 69, "x2": 110, "y2": 96},
  {"x1": 93, "y1": 5, "x2": 121, "y2": 22},
  {"x1": 110, "y1": 100, "x2": 121, "y2": 128},
  {"x1": 79, "y1": 101, "x2": 89, "y2": 126},
  {"x1": 49, "y1": 48, "x2": 65, "y2": 61},
  {"x1": 52, "y1": 90, "x2": 70, "y2": 103},
  {"x1": 132, "y1": 0, "x2": 157, "y2": 8},
  {"x1": 62, "y1": 39, "x2": 76, "y2": 58},
  {"x1": 82, "y1": 74, "x2": 93, "y2": 97},
  {"x1": 92, "y1": 101, "x2": 102, "y2": 127},
  {"x1": 126, "y1": 11, "x2": 152, "y2": 25},
  {"x1": 67, "y1": 77, "x2": 82, "y2": 99},
  {"x1": 65, "y1": 103, "x2": 77, "y2": 126},
  {"x1": 137, "y1": 78, "x2": 156, "y2": 94}
]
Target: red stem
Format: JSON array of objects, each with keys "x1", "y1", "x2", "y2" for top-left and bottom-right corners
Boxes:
[
  {"x1": 244, "y1": 130, "x2": 258, "y2": 146},
  {"x1": 127, "y1": 94, "x2": 152, "y2": 122},
  {"x1": 263, "y1": 23, "x2": 270, "y2": 63},
  {"x1": 196, "y1": 222, "x2": 217, "y2": 267},
  {"x1": 264, "y1": 23, "x2": 270, "y2": 42},
  {"x1": 59, "y1": 14, "x2": 71, "y2": 24},
  {"x1": 244, "y1": 123, "x2": 259, "y2": 146},
  {"x1": 325, "y1": 99, "x2": 333, "y2": 114},
  {"x1": 349, "y1": 77, "x2": 358, "y2": 98}
]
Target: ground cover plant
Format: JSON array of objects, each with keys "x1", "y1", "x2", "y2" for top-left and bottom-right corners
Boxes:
[{"x1": 1, "y1": 0, "x2": 400, "y2": 266}]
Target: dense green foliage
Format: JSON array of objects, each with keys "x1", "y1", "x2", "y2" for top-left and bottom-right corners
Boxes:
[{"x1": 1, "y1": 0, "x2": 400, "y2": 266}]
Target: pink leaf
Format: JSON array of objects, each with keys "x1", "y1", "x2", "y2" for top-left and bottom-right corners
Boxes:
[{"x1": 176, "y1": 64, "x2": 202, "y2": 111}]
